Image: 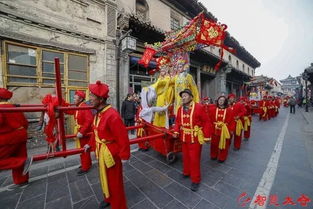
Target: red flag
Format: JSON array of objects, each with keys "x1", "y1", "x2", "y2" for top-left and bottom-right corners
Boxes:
[
  {"x1": 138, "y1": 47, "x2": 157, "y2": 68},
  {"x1": 196, "y1": 15, "x2": 235, "y2": 70}
]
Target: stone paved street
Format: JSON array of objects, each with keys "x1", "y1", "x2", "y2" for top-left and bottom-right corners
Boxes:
[{"x1": 1, "y1": 108, "x2": 313, "y2": 209}]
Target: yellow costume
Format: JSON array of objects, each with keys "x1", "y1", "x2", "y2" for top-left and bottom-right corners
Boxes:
[
  {"x1": 174, "y1": 72, "x2": 199, "y2": 114},
  {"x1": 151, "y1": 75, "x2": 174, "y2": 127}
]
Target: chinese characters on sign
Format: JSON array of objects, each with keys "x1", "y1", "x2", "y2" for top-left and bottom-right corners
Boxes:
[{"x1": 237, "y1": 193, "x2": 312, "y2": 207}]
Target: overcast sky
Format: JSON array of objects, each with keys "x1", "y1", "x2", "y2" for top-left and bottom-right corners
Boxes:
[{"x1": 200, "y1": 0, "x2": 313, "y2": 81}]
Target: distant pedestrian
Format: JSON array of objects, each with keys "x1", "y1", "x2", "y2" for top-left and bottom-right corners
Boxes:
[
  {"x1": 288, "y1": 97, "x2": 296, "y2": 114},
  {"x1": 121, "y1": 93, "x2": 136, "y2": 134}
]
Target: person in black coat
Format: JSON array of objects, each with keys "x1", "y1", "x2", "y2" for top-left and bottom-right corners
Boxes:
[{"x1": 121, "y1": 93, "x2": 136, "y2": 133}]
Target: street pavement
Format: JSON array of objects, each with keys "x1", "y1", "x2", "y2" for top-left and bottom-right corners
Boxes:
[{"x1": 1, "y1": 107, "x2": 313, "y2": 209}]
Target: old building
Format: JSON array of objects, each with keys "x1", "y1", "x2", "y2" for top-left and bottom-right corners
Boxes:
[
  {"x1": 117, "y1": 0, "x2": 260, "y2": 102},
  {"x1": 280, "y1": 75, "x2": 300, "y2": 96},
  {"x1": 248, "y1": 75, "x2": 282, "y2": 99},
  {"x1": 0, "y1": 0, "x2": 118, "y2": 109}
]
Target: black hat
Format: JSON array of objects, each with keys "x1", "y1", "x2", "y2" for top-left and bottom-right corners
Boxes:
[{"x1": 179, "y1": 89, "x2": 193, "y2": 97}]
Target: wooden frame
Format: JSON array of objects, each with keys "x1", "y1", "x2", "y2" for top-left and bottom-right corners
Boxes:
[{"x1": 2, "y1": 40, "x2": 89, "y2": 95}]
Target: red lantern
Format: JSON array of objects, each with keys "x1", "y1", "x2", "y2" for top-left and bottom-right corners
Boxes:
[{"x1": 138, "y1": 47, "x2": 157, "y2": 68}]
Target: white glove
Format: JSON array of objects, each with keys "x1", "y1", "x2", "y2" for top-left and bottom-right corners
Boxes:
[
  {"x1": 121, "y1": 160, "x2": 128, "y2": 164},
  {"x1": 83, "y1": 144, "x2": 90, "y2": 152},
  {"x1": 76, "y1": 132, "x2": 83, "y2": 138}
]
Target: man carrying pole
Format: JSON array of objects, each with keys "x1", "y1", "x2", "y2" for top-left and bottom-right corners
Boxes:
[
  {"x1": 67, "y1": 90, "x2": 94, "y2": 175},
  {"x1": 84, "y1": 81, "x2": 130, "y2": 209},
  {"x1": 173, "y1": 89, "x2": 212, "y2": 192}
]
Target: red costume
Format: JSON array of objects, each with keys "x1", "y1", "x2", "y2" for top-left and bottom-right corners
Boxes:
[
  {"x1": 68, "y1": 91, "x2": 94, "y2": 172},
  {"x1": 259, "y1": 96, "x2": 268, "y2": 121},
  {"x1": 0, "y1": 88, "x2": 29, "y2": 185},
  {"x1": 135, "y1": 105, "x2": 150, "y2": 150},
  {"x1": 274, "y1": 97, "x2": 280, "y2": 116},
  {"x1": 266, "y1": 98, "x2": 273, "y2": 120},
  {"x1": 173, "y1": 101, "x2": 212, "y2": 183},
  {"x1": 228, "y1": 94, "x2": 246, "y2": 150},
  {"x1": 209, "y1": 105, "x2": 235, "y2": 162},
  {"x1": 89, "y1": 81, "x2": 130, "y2": 209},
  {"x1": 41, "y1": 94, "x2": 69, "y2": 144},
  {"x1": 241, "y1": 97, "x2": 252, "y2": 140}
]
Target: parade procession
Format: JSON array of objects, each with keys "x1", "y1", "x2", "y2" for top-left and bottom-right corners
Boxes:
[{"x1": 1, "y1": 0, "x2": 313, "y2": 209}]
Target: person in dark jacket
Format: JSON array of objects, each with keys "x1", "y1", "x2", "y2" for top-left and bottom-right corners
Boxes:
[
  {"x1": 288, "y1": 96, "x2": 296, "y2": 114},
  {"x1": 121, "y1": 93, "x2": 136, "y2": 134}
]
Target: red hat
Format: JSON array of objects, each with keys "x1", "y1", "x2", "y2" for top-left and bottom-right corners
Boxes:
[
  {"x1": 239, "y1": 96, "x2": 246, "y2": 101},
  {"x1": 202, "y1": 97, "x2": 209, "y2": 101},
  {"x1": 263, "y1": 95, "x2": 267, "y2": 99},
  {"x1": 228, "y1": 93, "x2": 236, "y2": 99},
  {"x1": 75, "y1": 90, "x2": 85, "y2": 99},
  {"x1": 89, "y1": 81, "x2": 109, "y2": 98},
  {"x1": 0, "y1": 88, "x2": 13, "y2": 99}
]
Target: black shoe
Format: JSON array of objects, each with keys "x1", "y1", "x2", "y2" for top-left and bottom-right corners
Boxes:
[
  {"x1": 77, "y1": 170, "x2": 89, "y2": 176},
  {"x1": 218, "y1": 160, "x2": 225, "y2": 163},
  {"x1": 182, "y1": 174, "x2": 189, "y2": 178},
  {"x1": 99, "y1": 201, "x2": 110, "y2": 209},
  {"x1": 211, "y1": 157, "x2": 217, "y2": 161},
  {"x1": 23, "y1": 157, "x2": 33, "y2": 175},
  {"x1": 233, "y1": 148, "x2": 240, "y2": 151},
  {"x1": 190, "y1": 183, "x2": 200, "y2": 192},
  {"x1": 244, "y1": 138, "x2": 249, "y2": 141},
  {"x1": 139, "y1": 148, "x2": 149, "y2": 152}
]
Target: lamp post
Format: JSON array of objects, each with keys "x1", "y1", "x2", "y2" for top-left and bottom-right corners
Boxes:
[
  {"x1": 115, "y1": 29, "x2": 135, "y2": 112},
  {"x1": 302, "y1": 72, "x2": 309, "y2": 112}
]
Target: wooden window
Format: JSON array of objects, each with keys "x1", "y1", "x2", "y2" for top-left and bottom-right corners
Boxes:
[
  {"x1": 42, "y1": 50, "x2": 65, "y2": 84},
  {"x1": 171, "y1": 16, "x2": 180, "y2": 30},
  {"x1": 3, "y1": 41, "x2": 89, "y2": 90},
  {"x1": 68, "y1": 54, "x2": 88, "y2": 87},
  {"x1": 136, "y1": 0, "x2": 149, "y2": 21},
  {"x1": 7, "y1": 44, "x2": 37, "y2": 84}
]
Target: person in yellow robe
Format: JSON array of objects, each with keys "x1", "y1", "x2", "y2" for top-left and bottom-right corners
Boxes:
[
  {"x1": 151, "y1": 62, "x2": 174, "y2": 128},
  {"x1": 173, "y1": 58, "x2": 199, "y2": 114}
]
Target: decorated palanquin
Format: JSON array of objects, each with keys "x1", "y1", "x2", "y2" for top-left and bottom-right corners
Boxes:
[
  {"x1": 136, "y1": 12, "x2": 234, "y2": 162},
  {"x1": 138, "y1": 12, "x2": 234, "y2": 120}
]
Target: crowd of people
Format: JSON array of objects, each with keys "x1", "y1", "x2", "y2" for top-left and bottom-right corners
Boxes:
[
  {"x1": 0, "y1": 82, "x2": 284, "y2": 209},
  {"x1": 0, "y1": 50, "x2": 285, "y2": 209}
]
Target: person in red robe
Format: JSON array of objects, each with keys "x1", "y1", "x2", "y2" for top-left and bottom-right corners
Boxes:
[
  {"x1": 259, "y1": 96, "x2": 268, "y2": 121},
  {"x1": 173, "y1": 89, "x2": 212, "y2": 192},
  {"x1": 274, "y1": 97, "x2": 281, "y2": 116},
  {"x1": 240, "y1": 97, "x2": 252, "y2": 140},
  {"x1": 228, "y1": 94, "x2": 246, "y2": 150},
  {"x1": 85, "y1": 81, "x2": 130, "y2": 209},
  {"x1": 66, "y1": 90, "x2": 94, "y2": 175},
  {"x1": 209, "y1": 96, "x2": 235, "y2": 163},
  {"x1": 202, "y1": 97, "x2": 216, "y2": 118},
  {"x1": 0, "y1": 88, "x2": 32, "y2": 188},
  {"x1": 267, "y1": 96, "x2": 272, "y2": 119}
]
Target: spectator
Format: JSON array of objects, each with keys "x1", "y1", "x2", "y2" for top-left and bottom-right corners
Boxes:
[
  {"x1": 288, "y1": 96, "x2": 296, "y2": 114},
  {"x1": 121, "y1": 93, "x2": 136, "y2": 134}
]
